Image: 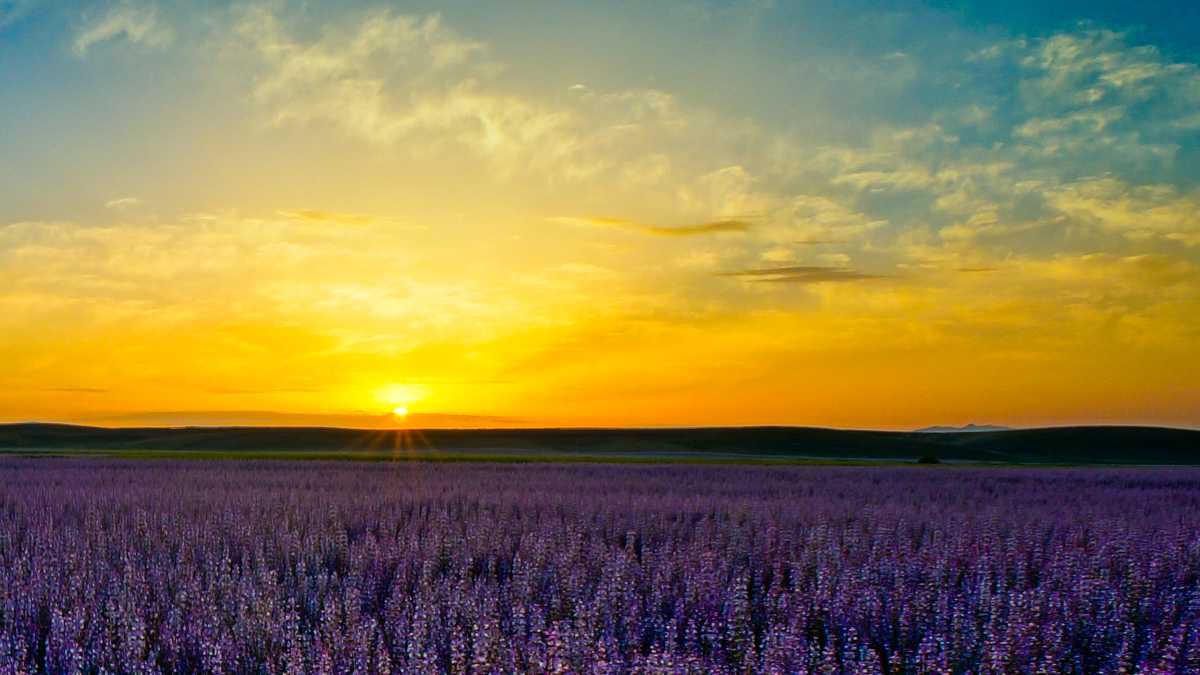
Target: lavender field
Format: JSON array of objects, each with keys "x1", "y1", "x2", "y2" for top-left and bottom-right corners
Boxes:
[{"x1": 0, "y1": 459, "x2": 1198, "y2": 673}]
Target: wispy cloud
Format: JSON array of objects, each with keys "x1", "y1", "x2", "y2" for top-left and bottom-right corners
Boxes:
[
  {"x1": 550, "y1": 216, "x2": 752, "y2": 236},
  {"x1": 278, "y1": 210, "x2": 375, "y2": 225},
  {"x1": 234, "y1": 7, "x2": 539, "y2": 155},
  {"x1": 231, "y1": 5, "x2": 752, "y2": 190},
  {"x1": 1046, "y1": 177, "x2": 1200, "y2": 245},
  {"x1": 716, "y1": 265, "x2": 884, "y2": 283},
  {"x1": 105, "y1": 197, "x2": 141, "y2": 209},
  {"x1": 74, "y1": 2, "x2": 171, "y2": 57}
]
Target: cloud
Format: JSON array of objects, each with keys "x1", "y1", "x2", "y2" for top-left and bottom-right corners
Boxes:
[
  {"x1": 760, "y1": 246, "x2": 795, "y2": 262},
  {"x1": 1046, "y1": 176, "x2": 1200, "y2": 245},
  {"x1": 222, "y1": 14, "x2": 1200, "y2": 299},
  {"x1": 1166, "y1": 232, "x2": 1200, "y2": 247},
  {"x1": 549, "y1": 215, "x2": 751, "y2": 236},
  {"x1": 277, "y1": 209, "x2": 374, "y2": 225},
  {"x1": 992, "y1": 29, "x2": 1200, "y2": 162},
  {"x1": 1014, "y1": 108, "x2": 1125, "y2": 139},
  {"x1": 794, "y1": 27, "x2": 1200, "y2": 263},
  {"x1": 74, "y1": 2, "x2": 172, "y2": 56},
  {"x1": 105, "y1": 197, "x2": 141, "y2": 209},
  {"x1": 716, "y1": 265, "x2": 884, "y2": 284},
  {"x1": 635, "y1": 219, "x2": 754, "y2": 236},
  {"x1": 780, "y1": 194, "x2": 888, "y2": 241},
  {"x1": 1020, "y1": 30, "x2": 1188, "y2": 104},
  {"x1": 231, "y1": 4, "x2": 759, "y2": 191},
  {"x1": 234, "y1": 7, "x2": 560, "y2": 162}
]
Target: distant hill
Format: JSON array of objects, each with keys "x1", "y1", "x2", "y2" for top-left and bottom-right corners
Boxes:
[
  {"x1": 1, "y1": 423, "x2": 1199, "y2": 465},
  {"x1": 916, "y1": 424, "x2": 1011, "y2": 433}
]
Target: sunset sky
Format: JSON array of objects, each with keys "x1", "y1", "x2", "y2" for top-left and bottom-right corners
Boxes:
[{"x1": 2, "y1": 0, "x2": 1198, "y2": 429}]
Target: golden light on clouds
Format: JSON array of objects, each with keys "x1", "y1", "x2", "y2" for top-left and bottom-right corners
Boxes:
[{"x1": 377, "y1": 384, "x2": 427, "y2": 409}]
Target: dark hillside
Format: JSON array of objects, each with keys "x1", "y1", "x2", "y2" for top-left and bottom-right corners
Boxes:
[{"x1": 1, "y1": 423, "x2": 1197, "y2": 464}]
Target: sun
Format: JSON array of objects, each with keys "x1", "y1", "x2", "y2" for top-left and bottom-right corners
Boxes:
[{"x1": 392, "y1": 405, "x2": 409, "y2": 417}]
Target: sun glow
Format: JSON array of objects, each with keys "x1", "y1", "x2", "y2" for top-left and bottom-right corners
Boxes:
[{"x1": 374, "y1": 384, "x2": 428, "y2": 423}]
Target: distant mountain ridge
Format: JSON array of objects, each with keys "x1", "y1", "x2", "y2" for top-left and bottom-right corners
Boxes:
[
  {"x1": 1, "y1": 423, "x2": 1198, "y2": 465},
  {"x1": 916, "y1": 424, "x2": 1011, "y2": 433}
]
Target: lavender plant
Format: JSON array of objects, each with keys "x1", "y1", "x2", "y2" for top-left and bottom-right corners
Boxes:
[{"x1": 0, "y1": 459, "x2": 1197, "y2": 673}]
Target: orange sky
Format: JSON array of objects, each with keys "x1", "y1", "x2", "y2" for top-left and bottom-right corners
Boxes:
[{"x1": 1, "y1": 2, "x2": 1198, "y2": 429}]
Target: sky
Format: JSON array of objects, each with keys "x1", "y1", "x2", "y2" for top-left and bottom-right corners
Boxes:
[{"x1": 1, "y1": 0, "x2": 1198, "y2": 430}]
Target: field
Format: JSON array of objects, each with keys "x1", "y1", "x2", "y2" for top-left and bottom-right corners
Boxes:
[{"x1": 0, "y1": 459, "x2": 1198, "y2": 673}]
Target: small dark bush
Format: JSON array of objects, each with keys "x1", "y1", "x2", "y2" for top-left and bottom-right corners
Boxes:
[{"x1": 917, "y1": 454, "x2": 941, "y2": 464}]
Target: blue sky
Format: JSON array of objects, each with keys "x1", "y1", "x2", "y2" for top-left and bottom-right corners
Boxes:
[{"x1": 4, "y1": 1, "x2": 1199, "y2": 215}]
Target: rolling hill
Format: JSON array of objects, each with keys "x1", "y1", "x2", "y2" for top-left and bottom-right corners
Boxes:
[{"x1": 1, "y1": 423, "x2": 1198, "y2": 464}]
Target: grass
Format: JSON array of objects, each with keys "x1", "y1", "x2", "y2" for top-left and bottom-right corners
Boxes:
[
  {"x1": 1, "y1": 446, "x2": 906, "y2": 466},
  {"x1": 5, "y1": 424, "x2": 1199, "y2": 465},
  {"x1": 8, "y1": 447, "x2": 1170, "y2": 468}
]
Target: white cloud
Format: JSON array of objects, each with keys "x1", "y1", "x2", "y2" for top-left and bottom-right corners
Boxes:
[
  {"x1": 1014, "y1": 108, "x2": 1124, "y2": 138},
  {"x1": 1022, "y1": 30, "x2": 1179, "y2": 103},
  {"x1": 105, "y1": 197, "x2": 141, "y2": 209},
  {"x1": 74, "y1": 2, "x2": 171, "y2": 56},
  {"x1": 235, "y1": 6, "x2": 566, "y2": 168},
  {"x1": 1047, "y1": 176, "x2": 1200, "y2": 246},
  {"x1": 1013, "y1": 30, "x2": 1200, "y2": 146},
  {"x1": 232, "y1": 5, "x2": 759, "y2": 189}
]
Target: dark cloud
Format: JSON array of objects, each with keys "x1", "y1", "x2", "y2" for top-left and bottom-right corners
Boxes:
[
  {"x1": 639, "y1": 219, "x2": 753, "y2": 236},
  {"x1": 41, "y1": 387, "x2": 108, "y2": 394},
  {"x1": 716, "y1": 265, "x2": 884, "y2": 283},
  {"x1": 955, "y1": 266, "x2": 1000, "y2": 273},
  {"x1": 551, "y1": 216, "x2": 752, "y2": 236}
]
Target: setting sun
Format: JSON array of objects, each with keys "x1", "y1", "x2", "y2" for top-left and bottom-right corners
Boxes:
[{"x1": 392, "y1": 406, "x2": 409, "y2": 418}]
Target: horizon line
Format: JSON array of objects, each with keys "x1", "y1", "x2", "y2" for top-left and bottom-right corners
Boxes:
[{"x1": 4, "y1": 420, "x2": 1200, "y2": 434}]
